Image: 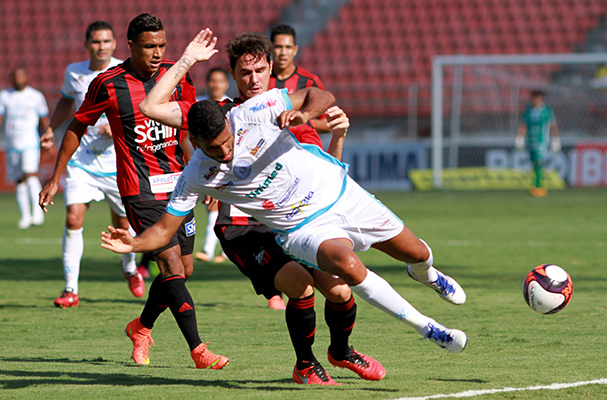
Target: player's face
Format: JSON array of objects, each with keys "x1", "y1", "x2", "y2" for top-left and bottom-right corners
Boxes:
[
  {"x1": 195, "y1": 121, "x2": 234, "y2": 164},
  {"x1": 230, "y1": 54, "x2": 272, "y2": 101},
  {"x1": 207, "y1": 71, "x2": 229, "y2": 101},
  {"x1": 128, "y1": 30, "x2": 167, "y2": 79},
  {"x1": 11, "y1": 68, "x2": 27, "y2": 90},
  {"x1": 272, "y1": 34, "x2": 298, "y2": 72},
  {"x1": 85, "y1": 29, "x2": 116, "y2": 67}
]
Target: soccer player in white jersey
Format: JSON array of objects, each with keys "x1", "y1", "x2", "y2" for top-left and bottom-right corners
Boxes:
[
  {"x1": 39, "y1": 21, "x2": 143, "y2": 308},
  {"x1": 0, "y1": 67, "x2": 49, "y2": 230},
  {"x1": 102, "y1": 29, "x2": 469, "y2": 356}
]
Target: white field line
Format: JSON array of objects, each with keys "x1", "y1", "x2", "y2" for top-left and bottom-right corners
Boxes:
[{"x1": 393, "y1": 378, "x2": 607, "y2": 400}]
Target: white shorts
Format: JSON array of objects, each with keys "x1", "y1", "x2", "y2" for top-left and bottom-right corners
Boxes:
[
  {"x1": 6, "y1": 148, "x2": 40, "y2": 181},
  {"x1": 64, "y1": 165, "x2": 126, "y2": 217},
  {"x1": 276, "y1": 177, "x2": 404, "y2": 269}
]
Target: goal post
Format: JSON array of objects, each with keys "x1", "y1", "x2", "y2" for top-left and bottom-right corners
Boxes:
[{"x1": 431, "y1": 53, "x2": 607, "y2": 188}]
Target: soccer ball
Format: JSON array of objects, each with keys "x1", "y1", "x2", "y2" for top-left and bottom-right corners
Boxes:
[{"x1": 522, "y1": 264, "x2": 573, "y2": 314}]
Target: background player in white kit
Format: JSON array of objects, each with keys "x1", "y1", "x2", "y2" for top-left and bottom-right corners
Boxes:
[
  {"x1": 40, "y1": 21, "x2": 143, "y2": 308},
  {"x1": 0, "y1": 67, "x2": 49, "y2": 230}
]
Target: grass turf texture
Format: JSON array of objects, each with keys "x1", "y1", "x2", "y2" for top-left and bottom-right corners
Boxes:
[{"x1": 0, "y1": 189, "x2": 606, "y2": 400}]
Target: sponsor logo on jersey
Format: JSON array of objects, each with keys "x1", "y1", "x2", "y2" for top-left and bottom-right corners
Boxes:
[
  {"x1": 216, "y1": 181, "x2": 233, "y2": 191},
  {"x1": 286, "y1": 191, "x2": 314, "y2": 220},
  {"x1": 204, "y1": 166, "x2": 219, "y2": 180},
  {"x1": 274, "y1": 177, "x2": 300, "y2": 209},
  {"x1": 250, "y1": 98, "x2": 277, "y2": 112},
  {"x1": 234, "y1": 160, "x2": 252, "y2": 179},
  {"x1": 262, "y1": 199, "x2": 274, "y2": 210},
  {"x1": 246, "y1": 162, "x2": 283, "y2": 198},
  {"x1": 236, "y1": 128, "x2": 249, "y2": 146},
  {"x1": 185, "y1": 217, "x2": 196, "y2": 237},
  {"x1": 134, "y1": 119, "x2": 177, "y2": 144},
  {"x1": 250, "y1": 139, "x2": 266, "y2": 156}
]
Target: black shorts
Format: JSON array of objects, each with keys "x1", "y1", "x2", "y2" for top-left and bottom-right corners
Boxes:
[
  {"x1": 125, "y1": 200, "x2": 195, "y2": 256},
  {"x1": 215, "y1": 223, "x2": 314, "y2": 299}
]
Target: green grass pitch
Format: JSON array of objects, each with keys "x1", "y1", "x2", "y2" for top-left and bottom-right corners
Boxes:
[{"x1": 1, "y1": 188, "x2": 606, "y2": 399}]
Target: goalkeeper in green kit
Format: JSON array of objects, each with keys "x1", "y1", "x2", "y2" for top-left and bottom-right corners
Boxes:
[{"x1": 515, "y1": 90, "x2": 561, "y2": 197}]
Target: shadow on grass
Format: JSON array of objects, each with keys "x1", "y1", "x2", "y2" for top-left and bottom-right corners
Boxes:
[
  {"x1": 0, "y1": 357, "x2": 398, "y2": 393},
  {"x1": 0, "y1": 258, "x2": 248, "y2": 283}
]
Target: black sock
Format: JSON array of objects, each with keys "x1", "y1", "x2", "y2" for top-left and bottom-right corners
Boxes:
[
  {"x1": 325, "y1": 295, "x2": 357, "y2": 360},
  {"x1": 140, "y1": 274, "x2": 168, "y2": 329},
  {"x1": 286, "y1": 294, "x2": 317, "y2": 369},
  {"x1": 163, "y1": 276, "x2": 202, "y2": 351}
]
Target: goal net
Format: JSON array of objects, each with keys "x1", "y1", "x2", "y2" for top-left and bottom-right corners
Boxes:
[{"x1": 430, "y1": 53, "x2": 607, "y2": 188}]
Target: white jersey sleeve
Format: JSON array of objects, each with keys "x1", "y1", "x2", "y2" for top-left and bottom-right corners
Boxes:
[{"x1": 166, "y1": 151, "x2": 207, "y2": 217}]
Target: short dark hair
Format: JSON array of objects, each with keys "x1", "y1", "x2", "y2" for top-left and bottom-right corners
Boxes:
[
  {"x1": 531, "y1": 90, "x2": 544, "y2": 98},
  {"x1": 188, "y1": 100, "x2": 226, "y2": 140},
  {"x1": 127, "y1": 13, "x2": 164, "y2": 42},
  {"x1": 206, "y1": 67, "x2": 228, "y2": 84},
  {"x1": 85, "y1": 21, "x2": 114, "y2": 42},
  {"x1": 225, "y1": 32, "x2": 273, "y2": 72},
  {"x1": 271, "y1": 24, "x2": 296, "y2": 44}
]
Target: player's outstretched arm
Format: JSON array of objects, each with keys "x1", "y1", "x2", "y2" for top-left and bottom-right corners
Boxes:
[
  {"x1": 101, "y1": 212, "x2": 186, "y2": 254},
  {"x1": 140, "y1": 28, "x2": 218, "y2": 129},
  {"x1": 39, "y1": 118, "x2": 87, "y2": 212},
  {"x1": 325, "y1": 106, "x2": 349, "y2": 161}
]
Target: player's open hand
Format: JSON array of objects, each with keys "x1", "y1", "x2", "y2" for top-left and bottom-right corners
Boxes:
[
  {"x1": 101, "y1": 226, "x2": 135, "y2": 254},
  {"x1": 326, "y1": 106, "x2": 349, "y2": 137},
  {"x1": 277, "y1": 110, "x2": 308, "y2": 129},
  {"x1": 182, "y1": 28, "x2": 218, "y2": 64},
  {"x1": 98, "y1": 123, "x2": 113, "y2": 138}
]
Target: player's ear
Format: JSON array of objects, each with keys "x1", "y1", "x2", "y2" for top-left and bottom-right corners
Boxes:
[{"x1": 293, "y1": 45, "x2": 299, "y2": 56}]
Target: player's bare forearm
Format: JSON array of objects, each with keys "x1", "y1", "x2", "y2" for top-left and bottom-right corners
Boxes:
[
  {"x1": 101, "y1": 212, "x2": 185, "y2": 253},
  {"x1": 287, "y1": 87, "x2": 335, "y2": 127},
  {"x1": 41, "y1": 97, "x2": 75, "y2": 150},
  {"x1": 140, "y1": 28, "x2": 218, "y2": 129},
  {"x1": 39, "y1": 118, "x2": 87, "y2": 212},
  {"x1": 325, "y1": 106, "x2": 349, "y2": 161}
]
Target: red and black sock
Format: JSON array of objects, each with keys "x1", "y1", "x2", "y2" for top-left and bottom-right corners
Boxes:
[
  {"x1": 140, "y1": 274, "x2": 168, "y2": 329},
  {"x1": 286, "y1": 293, "x2": 317, "y2": 369},
  {"x1": 163, "y1": 275, "x2": 202, "y2": 351},
  {"x1": 325, "y1": 295, "x2": 357, "y2": 360}
]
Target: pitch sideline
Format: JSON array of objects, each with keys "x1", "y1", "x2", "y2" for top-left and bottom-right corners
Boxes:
[{"x1": 393, "y1": 378, "x2": 607, "y2": 400}]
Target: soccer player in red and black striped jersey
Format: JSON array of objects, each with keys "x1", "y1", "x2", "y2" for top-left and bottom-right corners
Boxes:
[
  {"x1": 39, "y1": 14, "x2": 227, "y2": 370},
  {"x1": 269, "y1": 24, "x2": 330, "y2": 133}
]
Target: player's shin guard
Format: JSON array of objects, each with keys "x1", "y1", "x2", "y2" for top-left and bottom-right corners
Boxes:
[
  {"x1": 286, "y1": 294, "x2": 317, "y2": 367},
  {"x1": 140, "y1": 274, "x2": 168, "y2": 329},
  {"x1": 350, "y1": 269, "x2": 433, "y2": 336},
  {"x1": 62, "y1": 227, "x2": 84, "y2": 293},
  {"x1": 325, "y1": 296, "x2": 356, "y2": 360},
  {"x1": 163, "y1": 276, "x2": 202, "y2": 351}
]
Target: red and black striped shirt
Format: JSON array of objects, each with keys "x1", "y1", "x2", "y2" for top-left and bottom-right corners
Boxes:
[
  {"x1": 75, "y1": 58, "x2": 196, "y2": 203},
  {"x1": 269, "y1": 65, "x2": 325, "y2": 93}
]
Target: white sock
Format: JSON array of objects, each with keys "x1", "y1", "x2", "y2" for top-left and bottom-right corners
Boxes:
[
  {"x1": 121, "y1": 226, "x2": 138, "y2": 274},
  {"x1": 62, "y1": 227, "x2": 84, "y2": 294},
  {"x1": 203, "y1": 210, "x2": 219, "y2": 256},
  {"x1": 350, "y1": 269, "x2": 433, "y2": 336},
  {"x1": 121, "y1": 253, "x2": 137, "y2": 274},
  {"x1": 26, "y1": 176, "x2": 44, "y2": 222},
  {"x1": 16, "y1": 182, "x2": 31, "y2": 222},
  {"x1": 407, "y1": 239, "x2": 438, "y2": 282}
]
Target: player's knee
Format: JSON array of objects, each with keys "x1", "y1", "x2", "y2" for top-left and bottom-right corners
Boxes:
[
  {"x1": 325, "y1": 283, "x2": 352, "y2": 303},
  {"x1": 65, "y1": 212, "x2": 84, "y2": 230}
]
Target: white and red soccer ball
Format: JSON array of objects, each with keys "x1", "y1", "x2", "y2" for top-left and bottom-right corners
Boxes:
[{"x1": 523, "y1": 264, "x2": 573, "y2": 314}]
